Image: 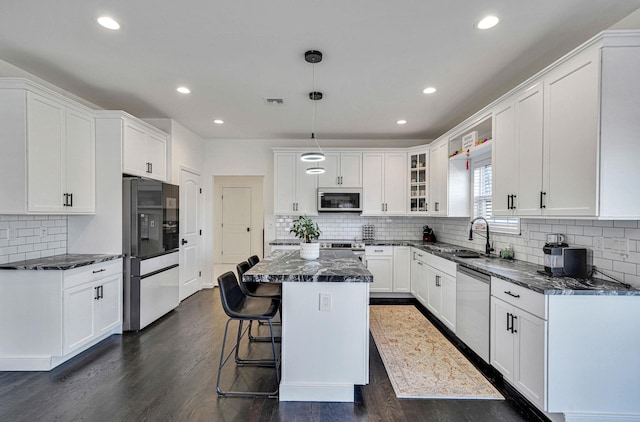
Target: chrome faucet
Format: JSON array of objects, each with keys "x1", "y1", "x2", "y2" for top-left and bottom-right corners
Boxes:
[{"x1": 469, "y1": 217, "x2": 494, "y2": 255}]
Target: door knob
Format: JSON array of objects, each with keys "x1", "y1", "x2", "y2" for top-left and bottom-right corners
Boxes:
[
  {"x1": 181, "y1": 239, "x2": 188, "y2": 245},
  {"x1": 247, "y1": 227, "x2": 250, "y2": 232}
]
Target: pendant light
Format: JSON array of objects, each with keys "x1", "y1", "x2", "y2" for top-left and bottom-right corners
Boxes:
[{"x1": 301, "y1": 50, "x2": 325, "y2": 174}]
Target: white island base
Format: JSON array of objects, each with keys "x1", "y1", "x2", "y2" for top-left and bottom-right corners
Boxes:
[{"x1": 279, "y1": 282, "x2": 370, "y2": 402}]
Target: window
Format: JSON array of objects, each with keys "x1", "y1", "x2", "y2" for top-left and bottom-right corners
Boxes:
[{"x1": 472, "y1": 154, "x2": 520, "y2": 235}]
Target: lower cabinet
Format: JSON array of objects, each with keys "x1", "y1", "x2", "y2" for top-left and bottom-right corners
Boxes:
[
  {"x1": 63, "y1": 270, "x2": 122, "y2": 355},
  {"x1": 490, "y1": 277, "x2": 546, "y2": 410},
  {"x1": 426, "y1": 268, "x2": 456, "y2": 332},
  {"x1": 411, "y1": 249, "x2": 428, "y2": 304},
  {"x1": 365, "y1": 246, "x2": 393, "y2": 293},
  {"x1": 392, "y1": 246, "x2": 411, "y2": 292}
]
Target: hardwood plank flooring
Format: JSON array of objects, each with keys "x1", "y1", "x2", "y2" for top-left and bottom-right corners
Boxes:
[{"x1": 0, "y1": 289, "x2": 545, "y2": 422}]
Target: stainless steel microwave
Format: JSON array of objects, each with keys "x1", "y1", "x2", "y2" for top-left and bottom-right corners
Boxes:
[{"x1": 317, "y1": 188, "x2": 362, "y2": 212}]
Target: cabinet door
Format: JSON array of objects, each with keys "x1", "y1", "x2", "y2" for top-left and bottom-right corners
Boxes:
[
  {"x1": 492, "y1": 101, "x2": 515, "y2": 216},
  {"x1": 515, "y1": 84, "x2": 544, "y2": 216},
  {"x1": 514, "y1": 309, "x2": 546, "y2": 409},
  {"x1": 439, "y1": 272, "x2": 456, "y2": 332},
  {"x1": 146, "y1": 132, "x2": 167, "y2": 182},
  {"x1": 317, "y1": 152, "x2": 340, "y2": 188},
  {"x1": 490, "y1": 297, "x2": 515, "y2": 381},
  {"x1": 123, "y1": 121, "x2": 147, "y2": 176},
  {"x1": 339, "y1": 152, "x2": 362, "y2": 188},
  {"x1": 274, "y1": 153, "x2": 297, "y2": 214},
  {"x1": 295, "y1": 153, "x2": 318, "y2": 215},
  {"x1": 63, "y1": 282, "x2": 97, "y2": 354},
  {"x1": 27, "y1": 92, "x2": 65, "y2": 212},
  {"x1": 96, "y1": 274, "x2": 122, "y2": 335},
  {"x1": 362, "y1": 153, "x2": 385, "y2": 215},
  {"x1": 410, "y1": 255, "x2": 418, "y2": 297},
  {"x1": 65, "y1": 109, "x2": 95, "y2": 213},
  {"x1": 429, "y1": 142, "x2": 447, "y2": 216},
  {"x1": 383, "y1": 153, "x2": 407, "y2": 215},
  {"x1": 366, "y1": 255, "x2": 393, "y2": 292},
  {"x1": 543, "y1": 48, "x2": 599, "y2": 216},
  {"x1": 414, "y1": 260, "x2": 428, "y2": 306},
  {"x1": 393, "y1": 246, "x2": 411, "y2": 292},
  {"x1": 426, "y1": 267, "x2": 441, "y2": 316}
]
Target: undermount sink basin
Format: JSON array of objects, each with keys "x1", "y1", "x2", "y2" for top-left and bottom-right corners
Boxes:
[{"x1": 451, "y1": 250, "x2": 481, "y2": 258}]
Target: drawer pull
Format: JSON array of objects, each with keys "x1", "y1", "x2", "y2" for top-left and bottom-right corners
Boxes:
[
  {"x1": 93, "y1": 268, "x2": 106, "y2": 274},
  {"x1": 504, "y1": 290, "x2": 520, "y2": 298},
  {"x1": 374, "y1": 249, "x2": 383, "y2": 253}
]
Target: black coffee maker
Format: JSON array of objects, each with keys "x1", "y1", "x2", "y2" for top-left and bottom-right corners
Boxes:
[{"x1": 542, "y1": 234, "x2": 587, "y2": 278}]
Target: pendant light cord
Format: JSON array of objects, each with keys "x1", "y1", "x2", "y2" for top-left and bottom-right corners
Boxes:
[{"x1": 311, "y1": 60, "x2": 323, "y2": 153}]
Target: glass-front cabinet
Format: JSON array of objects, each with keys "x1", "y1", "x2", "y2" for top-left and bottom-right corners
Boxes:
[{"x1": 409, "y1": 149, "x2": 429, "y2": 215}]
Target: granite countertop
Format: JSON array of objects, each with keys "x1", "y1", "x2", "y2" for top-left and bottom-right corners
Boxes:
[
  {"x1": 243, "y1": 249, "x2": 373, "y2": 283},
  {"x1": 0, "y1": 254, "x2": 123, "y2": 270},
  {"x1": 270, "y1": 239, "x2": 639, "y2": 296}
]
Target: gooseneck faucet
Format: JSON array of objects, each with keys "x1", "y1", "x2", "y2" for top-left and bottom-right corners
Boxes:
[{"x1": 469, "y1": 217, "x2": 494, "y2": 255}]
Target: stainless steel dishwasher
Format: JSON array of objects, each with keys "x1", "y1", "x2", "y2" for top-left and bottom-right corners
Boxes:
[{"x1": 456, "y1": 266, "x2": 490, "y2": 363}]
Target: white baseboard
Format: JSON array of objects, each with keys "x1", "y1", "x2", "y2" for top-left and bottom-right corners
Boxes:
[{"x1": 278, "y1": 382, "x2": 355, "y2": 402}]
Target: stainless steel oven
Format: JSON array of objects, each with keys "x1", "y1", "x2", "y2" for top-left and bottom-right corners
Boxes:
[{"x1": 319, "y1": 241, "x2": 366, "y2": 262}]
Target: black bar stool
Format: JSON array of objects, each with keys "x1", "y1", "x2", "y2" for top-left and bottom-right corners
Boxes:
[
  {"x1": 248, "y1": 255, "x2": 260, "y2": 267},
  {"x1": 216, "y1": 271, "x2": 280, "y2": 398},
  {"x1": 237, "y1": 261, "x2": 282, "y2": 341}
]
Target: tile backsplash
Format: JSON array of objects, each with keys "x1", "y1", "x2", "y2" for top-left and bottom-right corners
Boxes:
[
  {"x1": 0, "y1": 215, "x2": 67, "y2": 264},
  {"x1": 276, "y1": 214, "x2": 640, "y2": 289}
]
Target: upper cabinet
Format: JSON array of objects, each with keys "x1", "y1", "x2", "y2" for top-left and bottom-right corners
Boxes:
[
  {"x1": 274, "y1": 151, "x2": 318, "y2": 215},
  {"x1": 428, "y1": 141, "x2": 448, "y2": 216},
  {"x1": 317, "y1": 151, "x2": 362, "y2": 188},
  {"x1": 362, "y1": 151, "x2": 407, "y2": 215},
  {"x1": 0, "y1": 80, "x2": 95, "y2": 214},
  {"x1": 123, "y1": 119, "x2": 168, "y2": 182},
  {"x1": 491, "y1": 32, "x2": 640, "y2": 218},
  {"x1": 408, "y1": 148, "x2": 429, "y2": 215}
]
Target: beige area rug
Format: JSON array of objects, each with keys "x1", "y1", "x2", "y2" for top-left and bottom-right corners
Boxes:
[{"x1": 369, "y1": 305, "x2": 503, "y2": 400}]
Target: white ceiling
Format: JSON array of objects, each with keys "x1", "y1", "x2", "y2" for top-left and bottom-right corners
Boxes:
[{"x1": 1, "y1": 1, "x2": 639, "y2": 141}]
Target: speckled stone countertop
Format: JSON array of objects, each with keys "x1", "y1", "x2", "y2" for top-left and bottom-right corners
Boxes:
[
  {"x1": 0, "y1": 254, "x2": 123, "y2": 270},
  {"x1": 243, "y1": 249, "x2": 373, "y2": 283},
  {"x1": 270, "y1": 239, "x2": 639, "y2": 295}
]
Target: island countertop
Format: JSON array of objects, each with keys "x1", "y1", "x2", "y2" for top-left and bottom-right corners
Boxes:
[
  {"x1": 243, "y1": 249, "x2": 373, "y2": 283},
  {"x1": 0, "y1": 254, "x2": 123, "y2": 270}
]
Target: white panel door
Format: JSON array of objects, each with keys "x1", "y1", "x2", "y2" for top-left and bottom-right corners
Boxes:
[
  {"x1": 221, "y1": 187, "x2": 252, "y2": 264},
  {"x1": 366, "y1": 256, "x2": 393, "y2": 292},
  {"x1": 180, "y1": 169, "x2": 201, "y2": 300},
  {"x1": 383, "y1": 152, "x2": 407, "y2": 215},
  {"x1": 492, "y1": 101, "x2": 515, "y2": 216},
  {"x1": 63, "y1": 282, "x2": 97, "y2": 354},
  {"x1": 295, "y1": 153, "x2": 319, "y2": 215},
  {"x1": 65, "y1": 109, "x2": 95, "y2": 213},
  {"x1": 339, "y1": 152, "x2": 362, "y2": 188},
  {"x1": 362, "y1": 153, "x2": 384, "y2": 214},
  {"x1": 274, "y1": 153, "x2": 296, "y2": 214},
  {"x1": 514, "y1": 309, "x2": 546, "y2": 409},
  {"x1": 515, "y1": 84, "x2": 544, "y2": 216},
  {"x1": 146, "y1": 132, "x2": 167, "y2": 181},
  {"x1": 317, "y1": 152, "x2": 340, "y2": 188},
  {"x1": 490, "y1": 297, "x2": 515, "y2": 381},
  {"x1": 123, "y1": 121, "x2": 147, "y2": 176},
  {"x1": 96, "y1": 275, "x2": 122, "y2": 335},
  {"x1": 393, "y1": 246, "x2": 411, "y2": 292},
  {"x1": 27, "y1": 92, "x2": 64, "y2": 212}
]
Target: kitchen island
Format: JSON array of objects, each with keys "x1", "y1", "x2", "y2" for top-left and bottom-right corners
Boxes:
[{"x1": 243, "y1": 249, "x2": 373, "y2": 402}]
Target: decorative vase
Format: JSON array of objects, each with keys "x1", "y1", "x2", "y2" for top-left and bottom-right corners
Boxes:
[{"x1": 300, "y1": 242, "x2": 320, "y2": 260}]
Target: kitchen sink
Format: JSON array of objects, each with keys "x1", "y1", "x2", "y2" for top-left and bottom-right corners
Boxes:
[{"x1": 451, "y1": 250, "x2": 481, "y2": 258}]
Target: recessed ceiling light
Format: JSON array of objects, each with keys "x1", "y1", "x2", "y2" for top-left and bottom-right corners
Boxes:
[
  {"x1": 397, "y1": 120, "x2": 407, "y2": 125},
  {"x1": 213, "y1": 119, "x2": 224, "y2": 125},
  {"x1": 422, "y1": 87, "x2": 437, "y2": 94},
  {"x1": 97, "y1": 16, "x2": 120, "y2": 30},
  {"x1": 176, "y1": 86, "x2": 191, "y2": 94},
  {"x1": 476, "y1": 15, "x2": 499, "y2": 30}
]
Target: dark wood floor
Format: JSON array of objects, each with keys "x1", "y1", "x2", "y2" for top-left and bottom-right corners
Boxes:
[{"x1": 0, "y1": 289, "x2": 545, "y2": 422}]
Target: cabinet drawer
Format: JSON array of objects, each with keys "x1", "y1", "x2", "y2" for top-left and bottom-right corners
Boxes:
[
  {"x1": 412, "y1": 248, "x2": 429, "y2": 263},
  {"x1": 64, "y1": 259, "x2": 122, "y2": 289},
  {"x1": 365, "y1": 246, "x2": 393, "y2": 256},
  {"x1": 491, "y1": 277, "x2": 546, "y2": 319},
  {"x1": 424, "y1": 252, "x2": 456, "y2": 277}
]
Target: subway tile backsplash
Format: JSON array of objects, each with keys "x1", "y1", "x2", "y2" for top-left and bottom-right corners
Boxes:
[
  {"x1": 0, "y1": 215, "x2": 67, "y2": 264},
  {"x1": 276, "y1": 214, "x2": 640, "y2": 289}
]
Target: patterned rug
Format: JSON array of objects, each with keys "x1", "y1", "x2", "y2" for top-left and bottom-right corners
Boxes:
[{"x1": 369, "y1": 305, "x2": 503, "y2": 400}]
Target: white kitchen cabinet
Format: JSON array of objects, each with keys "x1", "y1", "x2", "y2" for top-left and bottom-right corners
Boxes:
[
  {"x1": 491, "y1": 100, "x2": 516, "y2": 216},
  {"x1": 392, "y1": 246, "x2": 411, "y2": 292},
  {"x1": 123, "y1": 119, "x2": 168, "y2": 182},
  {"x1": 365, "y1": 246, "x2": 393, "y2": 293},
  {"x1": 428, "y1": 141, "x2": 447, "y2": 216},
  {"x1": 317, "y1": 151, "x2": 362, "y2": 188},
  {"x1": 426, "y1": 267, "x2": 456, "y2": 332},
  {"x1": 362, "y1": 152, "x2": 407, "y2": 215},
  {"x1": 0, "y1": 258, "x2": 123, "y2": 371},
  {"x1": 0, "y1": 81, "x2": 95, "y2": 214},
  {"x1": 408, "y1": 148, "x2": 429, "y2": 214},
  {"x1": 411, "y1": 249, "x2": 429, "y2": 305},
  {"x1": 63, "y1": 260, "x2": 123, "y2": 355},
  {"x1": 490, "y1": 277, "x2": 546, "y2": 410},
  {"x1": 274, "y1": 151, "x2": 318, "y2": 215}
]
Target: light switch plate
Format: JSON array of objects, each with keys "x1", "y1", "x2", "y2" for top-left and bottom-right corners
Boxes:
[{"x1": 319, "y1": 293, "x2": 331, "y2": 312}]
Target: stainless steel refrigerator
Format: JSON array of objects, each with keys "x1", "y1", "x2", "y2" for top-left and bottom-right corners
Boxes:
[{"x1": 123, "y1": 177, "x2": 180, "y2": 331}]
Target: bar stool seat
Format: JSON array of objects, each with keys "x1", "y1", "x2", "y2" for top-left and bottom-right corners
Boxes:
[{"x1": 216, "y1": 271, "x2": 280, "y2": 398}]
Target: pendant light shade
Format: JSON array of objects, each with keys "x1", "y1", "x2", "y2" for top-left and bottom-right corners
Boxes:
[
  {"x1": 306, "y1": 167, "x2": 326, "y2": 174},
  {"x1": 301, "y1": 151, "x2": 326, "y2": 162}
]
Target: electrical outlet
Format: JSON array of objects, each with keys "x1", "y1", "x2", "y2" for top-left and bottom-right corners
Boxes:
[
  {"x1": 593, "y1": 236, "x2": 604, "y2": 251},
  {"x1": 612, "y1": 238, "x2": 629, "y2": 256},
  {"x1": 40, "y1": 227, "x2": 48, "y2": 237},
  {"x1": 319, "y1": 293, "x2": 332, "y2": 312}
]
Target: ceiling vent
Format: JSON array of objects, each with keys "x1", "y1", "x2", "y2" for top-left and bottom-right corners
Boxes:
[{"x1": 265, "y1": 98, "x2": 285, "y2": 105}]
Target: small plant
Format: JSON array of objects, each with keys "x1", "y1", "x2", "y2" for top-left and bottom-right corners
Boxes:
[{"x1": 289, "y1": 215, "x2": 321, "y2": 243}]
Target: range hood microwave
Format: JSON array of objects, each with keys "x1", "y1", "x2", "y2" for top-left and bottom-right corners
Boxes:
[{"x1": 317, "y1": 188, "x2": 362, "y2": 212}]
